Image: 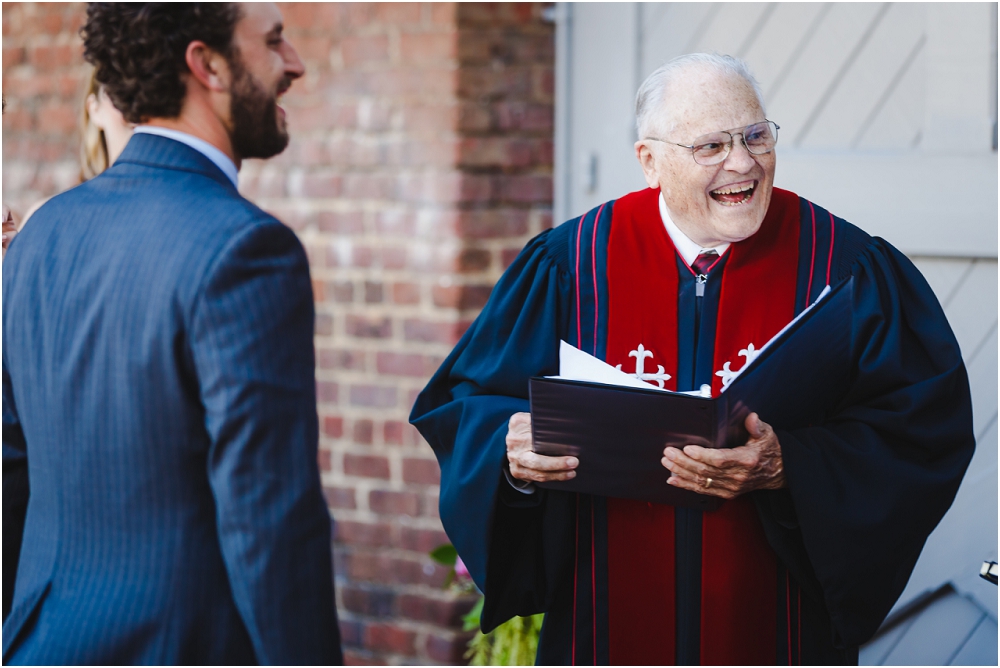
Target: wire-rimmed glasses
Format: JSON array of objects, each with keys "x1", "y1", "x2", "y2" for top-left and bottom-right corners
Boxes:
[{"x1": 645, "y1": 120, "x2": 780, "y2": 166}]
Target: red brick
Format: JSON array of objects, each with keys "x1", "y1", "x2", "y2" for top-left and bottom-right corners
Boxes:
[
  {"x1": 457, "y1": 209, "x2": 529, "y2": 239},
  {"x1": 323, "y1": 486, "x2": 357, "y2": 510},
  {"x1": 298, "y1": 172, "x2": 342, "y2": 197},
  {"x1": 403, "y1": 318, "x2": 464, "y2": 345},
  {"x1": 317, "y1": 381, "x2": 339, "y2": 403},
  {"x1": 336, "y1": 520, "x2": 393, "y2": 548},
  {"x1": 311, "y1": 279, "x2": 325, "y2": 302},
  {"x1": 403, "y1": 458, "x2": 441, "y2": 485},
  {"x1": 323, "y1": 415, "x2": 344, "y2": 438},
  {"x1": 363, "y1": 281, "x2": 383, "y2": 303},
  {"x1": 342, "y1": 35, "x2": 390, "y2": 66},
  {"x1": 318, "y1": 449, "x2": 332, "y2": 471},
  {"x1": 398, "y1": 526, "x2": 450, "y2": 553},
  {"x1": 457, "y1": 248, "x2": 491, "y2": 271},
  {"x1": 345, "y1": 315, "x2": 392, "y2": 339},
  {"x1": 3, "y1": 47, "x2": 25, "y2": 66},
  {"x1": 376, "y1": 3, "x2": 422, "y2": 24},
  {"x1": 375, "y1": 210, "x2": 416, "y2": 236},
  {"x1": 379, "y1": 246, "x2": 406, "y2": 270},
  {"x1": 400, "y1": 30, "x2": 457, "y2": 63},
  {"x1": 315, "y1": 314, "x2": 334, "y2": 335},
  {"x1": 353, "y1": 418, "x2": 374, "y2": 444},
  {"x1": 29, "y1": 43, "x2": 78, "y2": 69},
  {"x1": 432, "y1": 284, "x2": 492, "y2": 310},
  {"x1": 317, "y1": 211, "x2": 364, "y2": 234},
  {"x1": 349, "y1": 385, "x2": 398, "y2": 409},
  {"x1": 375, "y1": 351, "x2": 431, "y2": 377},
  {"x1": 365, "y1": 622, "x2": 417, "y2": 656},
  {"x1": 343, "y1": 650, "x2": 381, "y2": 666},
  {"x1": 369, "y1": 490, "x2": 420, "y2": 516},
  {"x1": 501, "y1": 246, "x2": 522, "y2": 269},
  {"x1": 326, "y1": 280, "x2": 354, "y2": 303},
  {"x1": 497, "y1": 174, "x2": 552, "y2": 204},
  {"x1": 398, "y1": 593, "x2": 477, "y2": 626},
  {"x1": 293, "y1": 35, "x2": 333, "y2": 62},
  {"x1": 37, "y1": 104, "x2": 76, "y2": 134},
  {"x1": 341, "y1": 584, "x2": 396, "y2": 617},
  {"x1": 344, "y1": 453, "x2": 391, "y2": 479},
  {"x1": 431, "y1": 3, "x2": 458, "y2": 25},
  {"x1": 339, "y1": 619, "x2": 364, "y2": 648},
  {"x1": 425, "y1": 632, "x2": 477, "y2": 664},
  {"x1": 391, "y1": 282, "x2": 421, "y2": 305},
  {"x1": 384, "y1": 420, "x2": 405, "y2": 445},
  {"x1": 318, "y1": 347, "x2": 366, "y2": 371},
  {"x1": 351, "y1": 245, "x2": 375, "y2": 268}
]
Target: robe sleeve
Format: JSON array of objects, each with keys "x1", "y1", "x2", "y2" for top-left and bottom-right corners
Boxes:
[
  {"x1": 761, "y1": 235, "x2": 975, "y2": 647},
  {"x1": 410, "y1": 227, "x2": 577, "y2": 631}
]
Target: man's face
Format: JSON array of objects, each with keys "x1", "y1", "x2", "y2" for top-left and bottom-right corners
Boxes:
[
  {"x1": 227, "y1": 2, "x2": 304, "y2": 160},
  {"x1": 635, "y1": 66, "x2": 776, "y2": 247}
]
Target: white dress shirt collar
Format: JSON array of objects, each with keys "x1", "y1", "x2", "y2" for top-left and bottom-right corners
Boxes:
[
  {"x1": 658, "y1": 192, "x2": 730, "y2": 267},
  {"x1": 134, "y1": 126, "x2": 239, "y2": 188}
]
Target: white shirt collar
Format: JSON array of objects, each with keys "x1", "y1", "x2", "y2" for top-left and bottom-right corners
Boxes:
[
  {"x1": 658, "y1": 192, "x2": 730, "y2": 267},
  {"x1": 133, "y1": 126, "x2": 239, "y2": 188}
]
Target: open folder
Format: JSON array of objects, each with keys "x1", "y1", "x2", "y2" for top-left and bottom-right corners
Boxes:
[{"x1": 529, "y1": 278, "x2": 854, "y2": 509}]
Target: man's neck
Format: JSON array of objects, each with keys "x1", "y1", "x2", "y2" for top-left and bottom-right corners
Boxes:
[{"x1": 145, "y1": 109, "x2": 238, "y2": 169}]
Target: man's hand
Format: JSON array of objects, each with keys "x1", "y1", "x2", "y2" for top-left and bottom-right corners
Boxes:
[
  {"x1": 506, "y1": 412, "x2": 579, "y2": 483},
  {"x1": 661, "y1": 412, "x2": 785, "y2": 499},
  {"x1": 2, "y1": 203, "x2": 18, "y2": 257}
]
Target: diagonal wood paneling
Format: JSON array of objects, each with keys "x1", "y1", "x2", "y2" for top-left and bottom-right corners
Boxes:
[{"x1": 800, "y1": 2, "x2": 925, "y2": 149}]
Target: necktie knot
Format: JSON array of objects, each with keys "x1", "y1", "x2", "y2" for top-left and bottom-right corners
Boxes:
[{"x1": 691, "y1": 250, "x2": 719, "y2": 276}]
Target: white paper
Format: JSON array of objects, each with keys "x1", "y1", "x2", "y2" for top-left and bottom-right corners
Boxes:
[{"x1": 549, "y1": 341, "x2": 668, "y2": 391}]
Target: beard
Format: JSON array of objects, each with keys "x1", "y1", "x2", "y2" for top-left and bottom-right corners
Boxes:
[{"x1": 228, "y1": 58, "x2": 291, "y2": 161}]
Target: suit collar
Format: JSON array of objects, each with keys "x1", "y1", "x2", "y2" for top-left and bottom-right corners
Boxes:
[{"x1": 114, "y1": 133, "x2": 237, "y2": 191}]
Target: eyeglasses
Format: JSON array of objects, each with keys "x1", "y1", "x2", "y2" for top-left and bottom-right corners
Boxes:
[{"x1": 645, "y1": 120, "x2": 780, "y2": 166}]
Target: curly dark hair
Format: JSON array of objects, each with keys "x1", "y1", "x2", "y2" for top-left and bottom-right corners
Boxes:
[{"x1": 81, "y1": 3, "x2": 242, "y2": 124}]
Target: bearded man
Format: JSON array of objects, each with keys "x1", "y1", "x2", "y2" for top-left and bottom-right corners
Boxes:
[
  {"x1": 2, "y1": 3, "x2": 342, "y2": 663},
  {"x1": 411, "y1": 54, "x2": 974, "y2": 665}
]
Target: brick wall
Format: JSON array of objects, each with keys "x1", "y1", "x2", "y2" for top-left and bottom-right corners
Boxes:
[{"x1": 2, "y1": 3, "x2": 554, "y2": 665}]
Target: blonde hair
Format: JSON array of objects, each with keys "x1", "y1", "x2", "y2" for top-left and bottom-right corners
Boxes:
[{"x1": 79, "y1": 68, "x2": 111, "y2": 182}]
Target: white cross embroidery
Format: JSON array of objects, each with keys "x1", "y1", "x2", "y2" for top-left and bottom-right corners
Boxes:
[
  {"x1": 715, "y1": 343, "x2": 761, "y2": 390},
  {"x1": 616, "y1": 343, "x2": 671, "y2": 388}
]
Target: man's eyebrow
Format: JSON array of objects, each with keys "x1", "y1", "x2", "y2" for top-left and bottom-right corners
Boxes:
[{"x1": 266, "y1": 22, "x2": 284, "y2": 38}]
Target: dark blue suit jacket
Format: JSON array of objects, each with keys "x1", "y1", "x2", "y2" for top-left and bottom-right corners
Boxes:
[{"x1": 2, "y1": 134, "x2": 342, "y2": 664}]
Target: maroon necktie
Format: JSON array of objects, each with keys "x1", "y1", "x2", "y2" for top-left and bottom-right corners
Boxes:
[{"x1": 691, "y1": 250, "x2": 719, "y2": 276}]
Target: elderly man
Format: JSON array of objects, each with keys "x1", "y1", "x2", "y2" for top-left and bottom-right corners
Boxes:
[{"x1": 411, "y1": 54, "x2": 974, "y2": 665}]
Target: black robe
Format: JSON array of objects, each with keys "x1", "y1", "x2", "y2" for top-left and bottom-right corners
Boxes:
[{"x1": 410, "y1": 192, "x2": 974, "y2": 665}]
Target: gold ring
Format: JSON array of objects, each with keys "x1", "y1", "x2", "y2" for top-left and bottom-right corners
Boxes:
[{"x1": 704, "y1": 477, "x2": 713, "y2": 489}]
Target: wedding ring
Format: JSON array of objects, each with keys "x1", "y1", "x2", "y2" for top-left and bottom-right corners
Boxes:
[{"x1": 703, "y1": 477, "x2": 713, "y2": 489}]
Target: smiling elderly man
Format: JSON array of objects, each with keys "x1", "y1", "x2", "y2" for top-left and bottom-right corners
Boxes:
[{"x1": 411, "y1": 54, "x2": 973, "y2": 665}]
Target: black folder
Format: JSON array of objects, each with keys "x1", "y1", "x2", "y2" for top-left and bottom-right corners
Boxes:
[{"x1": 529, "y1": 278, "x2": 854, "y2": 509}]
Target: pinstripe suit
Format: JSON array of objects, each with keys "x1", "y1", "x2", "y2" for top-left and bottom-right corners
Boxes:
[{"x1": 2, "y1": 134, "x2": 342, "y2": 664}]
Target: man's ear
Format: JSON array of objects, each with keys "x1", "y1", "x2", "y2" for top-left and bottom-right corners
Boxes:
[
  {"x1": 184, "y1": 41, "x2": 231, "y2": 93},
  {"x1": 634, "y1": 141, "x2": 661, "y2": 189}
]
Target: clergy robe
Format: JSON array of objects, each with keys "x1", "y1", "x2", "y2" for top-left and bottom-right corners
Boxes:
[{"x1": 409, "y1": 187, "x2": 974, "y2": 665}]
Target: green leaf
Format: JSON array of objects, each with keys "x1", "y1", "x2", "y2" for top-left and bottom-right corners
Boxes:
[
  {"x1": 462, "y1": 596, "x2": 484, "y2": 631},
  {"x1": 429, "y1": 543, "x2": 458, "y2": 567}
]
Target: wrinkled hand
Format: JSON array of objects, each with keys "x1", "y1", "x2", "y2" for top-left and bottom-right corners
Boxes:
[
  {"x1": 506, "y1": 412, "x2": 578, "y2": 483},
  {"x1": 2, "y1": 203, "x2": 18, "y2": 256},
  {"x1": 661, "y1": 412, "x2": 785, "y2": 499}
]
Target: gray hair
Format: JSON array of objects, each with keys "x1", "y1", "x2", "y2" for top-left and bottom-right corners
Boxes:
[{"x1": 635, "y1": 53, "x2": 765, "y2": 139}]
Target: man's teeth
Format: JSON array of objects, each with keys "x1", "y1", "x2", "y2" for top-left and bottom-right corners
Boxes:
[{"x1": 712, "y1": 183, "x2": 754, "y2": 195}]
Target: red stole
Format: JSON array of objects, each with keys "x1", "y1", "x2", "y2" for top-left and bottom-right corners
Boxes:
[{"x1": 603, "y1": 187, "x2": 800, "y2": 665}]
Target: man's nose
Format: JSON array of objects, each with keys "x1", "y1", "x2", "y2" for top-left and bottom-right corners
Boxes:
[
  {"x1": 282, "y1": 40, "x2": 306, "y2": 80},
  {"x1": 721, "y1": 135, "x2": 755, "y2": 173}
]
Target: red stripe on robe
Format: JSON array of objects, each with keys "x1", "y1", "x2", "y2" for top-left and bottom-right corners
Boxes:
[{"x1": 602, "y1": 187, "x2": 800, "y2": 665}]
